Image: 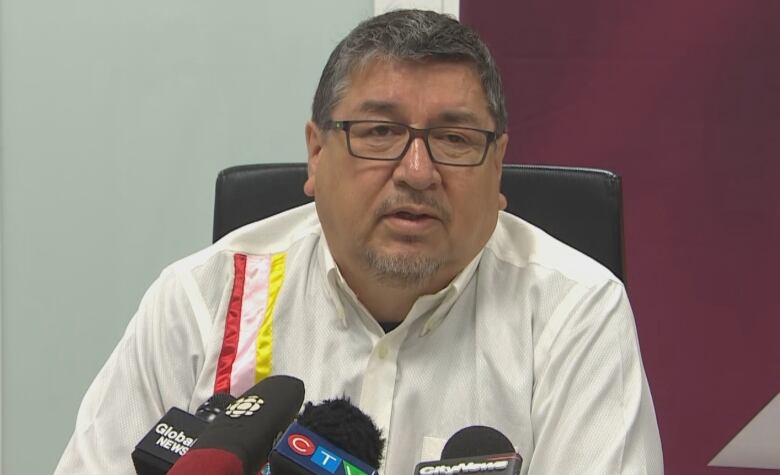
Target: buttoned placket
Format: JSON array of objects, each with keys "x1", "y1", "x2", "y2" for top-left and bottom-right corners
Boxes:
[{"x1": 317, "y1": 236, "x2": 484, "y2": 468}]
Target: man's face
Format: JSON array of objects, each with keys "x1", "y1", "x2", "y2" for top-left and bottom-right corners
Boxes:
[{"x1": 304, "y1": 59, "x2": 508, "y2": 291}]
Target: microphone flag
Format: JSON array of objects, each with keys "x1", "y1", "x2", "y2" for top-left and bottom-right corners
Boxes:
[
  {"x1": 413, "y1": 453, "x2": 522, "y2": 475},
  {"x1": 268, "y1": 421, "x2": 379, "y2": 475}
]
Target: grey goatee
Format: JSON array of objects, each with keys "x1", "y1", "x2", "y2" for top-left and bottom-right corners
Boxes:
[{"x1": 363, "y1": 190, "x2": 450, "y2": 288}]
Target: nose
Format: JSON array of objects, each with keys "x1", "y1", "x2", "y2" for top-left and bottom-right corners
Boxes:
[{"x1": 392, "y1": 136, "x2": 442, "y2": 190}]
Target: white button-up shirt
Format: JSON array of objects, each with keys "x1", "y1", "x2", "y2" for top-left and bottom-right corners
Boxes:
[{"x1": 55, "y1": 203, "x2": 663, "y2": 474}]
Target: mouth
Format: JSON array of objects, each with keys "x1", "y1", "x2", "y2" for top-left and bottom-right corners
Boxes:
[
  {"x1": 381, "y1": 207, "x2": 442, "y2": 234},
  {"x1": 390, "y1": 210, "x2": 437, "y2": 221},
  {"x1": 385, "y1": 206, "x2": 441, "y2": 222}
]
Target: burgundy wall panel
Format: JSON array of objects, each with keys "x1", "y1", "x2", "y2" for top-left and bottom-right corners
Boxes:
[{"x1": 461, "y1": 1, "x2": 780, "y2": 473}]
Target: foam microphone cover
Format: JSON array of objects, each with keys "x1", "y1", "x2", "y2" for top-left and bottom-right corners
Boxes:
[
  {"x1": 190, "y1": 375, "x2": 305, "y2": 473},
  {"x1": 297, "y1": 398, "x2": 384, "y2": 468},
  {"x1": 440, "y1": 425, "x2": 515, "y2": 459},
  {"x1": 267, "y1": 397, "x2": 384, "y2": 474}
]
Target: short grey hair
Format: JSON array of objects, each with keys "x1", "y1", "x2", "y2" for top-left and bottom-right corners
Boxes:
[{"x1": 311, "y1": 9, "x2": 507, "y2": 134}]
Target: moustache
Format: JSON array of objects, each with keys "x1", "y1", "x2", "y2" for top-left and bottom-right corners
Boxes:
[{"x1": 374, "y1": 191, "x2": 451, "y2": 223}]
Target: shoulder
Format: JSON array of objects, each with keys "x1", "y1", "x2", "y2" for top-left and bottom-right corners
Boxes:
[
  {"x1": 485, "y1": 211, "x2": 620, "y2": 289},
  {"x1": 168, "y1": 202, "x2": 321, "y2": 275},
  {"x1": 137, "y1": 203, "x2": 322, "y2": 338}
]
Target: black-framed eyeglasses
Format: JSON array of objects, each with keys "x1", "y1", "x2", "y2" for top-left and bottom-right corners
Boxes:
[{"x1": 327, "y1": 120, "x2": 498, "y2": 167}]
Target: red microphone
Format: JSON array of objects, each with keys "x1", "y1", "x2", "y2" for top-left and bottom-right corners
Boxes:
[
  {"x1": 168, "y1": 375, "x2": 305, "y2": 475},
  {"x1": 166, "y1": 447, "x2": 245, "y2": 475}
]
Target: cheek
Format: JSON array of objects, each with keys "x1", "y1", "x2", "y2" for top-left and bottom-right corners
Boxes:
[
  {"x1": 318, "y1": 174, "x2": 378, "y2": 232},
  {"x1": 314, "y1": 172, "x2": 349, "y2": 236},
  {"x1": 449, "y1": 181, "x2": 501, "y2": 240}
]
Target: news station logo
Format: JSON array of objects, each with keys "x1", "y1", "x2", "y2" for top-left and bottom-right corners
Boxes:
[
  {"x1": 287, "y1": 432, "x2": 370, "y2": 475},
  {"x1": 414, "y1": 453, "x2": 522, "y2": 475},
  {"x1": 271, "y1": 422, "x2": 378, "y2": 475},
  {"x1": 225, "y1": 394, "x2": 264, "y2": 418}
]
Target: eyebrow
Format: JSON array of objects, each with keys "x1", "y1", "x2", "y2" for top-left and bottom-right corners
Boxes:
[
  {"x1": 355, "y1": 101, "x2": 486, "y2": 128},
  {"x1": 357, "y1": 100, "x2": 400, "y2": 116},
  {"x1": 434, "y1": 110, "x2": 482, "y2": 127}
]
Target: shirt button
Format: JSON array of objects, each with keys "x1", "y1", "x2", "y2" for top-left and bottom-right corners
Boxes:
[{"x1": 377, "y1": 345, "x2": 388, "y2": 359}]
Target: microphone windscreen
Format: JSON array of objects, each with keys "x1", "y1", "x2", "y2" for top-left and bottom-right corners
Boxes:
[
  {"x1": 440, "y1": 426, "x2": 515, "y2": 459},
  {"x1": 269, "y1": 422, "x2": 379, "y2": 475},
  {"x1": 268, "y1": 397, "x2": 383, "y2": 474},
  {"x1": 297, "y1": 398, "x2": 384, "y2": 468},
  {"x1": 191, "y1": 375, "x2": 305, "y2": 473}
]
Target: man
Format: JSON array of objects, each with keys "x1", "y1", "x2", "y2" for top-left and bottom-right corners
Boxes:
[{"x1": 56, "y1": 10, "x2": 662, "y2": 474}]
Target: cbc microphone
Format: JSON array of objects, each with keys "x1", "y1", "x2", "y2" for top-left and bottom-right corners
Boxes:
[
  {"x1": 413, "y1": 426, "x2": 522, "y2": 475},
  {"x1": 267, "y1": 398, "x2": 384, "y2": 474},
  {"x1": 167, "y1": 374, "x2": 305, "y2": 475},
  {"x1": 131, "y1": 392, "x2": 236, "y2": 474}
]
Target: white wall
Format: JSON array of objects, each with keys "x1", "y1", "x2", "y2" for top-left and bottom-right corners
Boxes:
[{"x1": 0, "y1": 1, "x2": 371, "y2": 473}]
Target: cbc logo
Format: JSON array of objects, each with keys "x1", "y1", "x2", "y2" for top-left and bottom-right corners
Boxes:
[{"x1": 225, "y1": 395, "x2": 264, "y2": 418}]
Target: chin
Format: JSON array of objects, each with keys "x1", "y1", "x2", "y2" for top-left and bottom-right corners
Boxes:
[{"x1": 362, "y1": 247, "x2": 445, "y2": 288}]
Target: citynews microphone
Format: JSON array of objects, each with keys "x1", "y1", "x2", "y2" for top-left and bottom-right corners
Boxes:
[
  {"x1": 267, "y1": 398, "x2": 384, "y2": 474},
  {"x1": 167, "y1": 374, "x2": 305, "y2": 475},
  {"x1": 132, "y1": 392, "x2": 236, "y2": 475},
  {"x1": 413, "y1": 426, "x2": 522, "y2": 475}
]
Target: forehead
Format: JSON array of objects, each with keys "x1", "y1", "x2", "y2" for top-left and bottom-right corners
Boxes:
[{"x1": 334, "y1": 58, "x2": 494, "y2": 128}]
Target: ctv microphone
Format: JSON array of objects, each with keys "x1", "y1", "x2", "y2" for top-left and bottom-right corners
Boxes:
[
  {"x1": 167, "y1": 374, "x2": 305, "y2": 475},
  {"x1": 413, "y1": 426, "x2": 522, "y2": 475},
  {"x1": 267, "y1": 397, "x2": 384, "y2": 474},
  {"x1": 132, "y1": 392, "x2": 236, "y2": 474}
]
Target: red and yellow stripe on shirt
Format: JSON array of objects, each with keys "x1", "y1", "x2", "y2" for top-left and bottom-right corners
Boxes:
[{"x1": 214, "y1": 252, "x2": 286, "y2": 395}]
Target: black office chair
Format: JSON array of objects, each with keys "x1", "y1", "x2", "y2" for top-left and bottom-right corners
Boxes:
[{"x1": 213, "y1": 163, "x2": 625, "y2": 282}]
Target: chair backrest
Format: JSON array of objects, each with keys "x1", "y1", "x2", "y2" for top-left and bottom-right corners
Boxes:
[{"x1": 213, "y1": 163, "x2": 625, "y2": 281}]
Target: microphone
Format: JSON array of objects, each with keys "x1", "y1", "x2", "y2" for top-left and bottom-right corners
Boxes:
[
  {"x1": 132, "y1": 393, "x2": 236, "y2": 474},
  {"x1": 267, "y1": 397, "x2": 384, "y2": 474},
  {"x1": 413, "y1": 426, "x2": 522, "y2": 475},
  {"x1": 167, "y1": 374, "x2": 305, "y2": 475}
]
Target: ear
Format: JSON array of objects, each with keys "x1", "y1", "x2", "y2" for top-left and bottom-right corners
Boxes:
[
  {"x1": 304, "y1": 121, "x2": 323, "y2": 197},
  {"x1": 494, "y1": 133, "x2": 509, "y2": 210}
]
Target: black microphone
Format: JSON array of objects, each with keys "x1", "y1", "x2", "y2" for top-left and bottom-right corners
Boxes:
[
  {"x1": 267, "y1": 397, "x2": 384, "y2": 474},
  {"x1": 167, "y1": 374, "x2": 305, "y2": 475},
  {"x1": 413, "y1": 426, "x2": 522, "y2": 475},
  {"x1": 132, "y1": 393, "x2": 236, "y2": 474}
]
